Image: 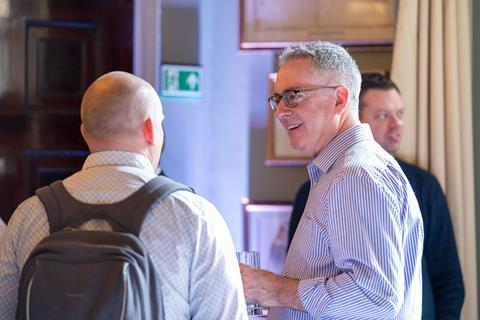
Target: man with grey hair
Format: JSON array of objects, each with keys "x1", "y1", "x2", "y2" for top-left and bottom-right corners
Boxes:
[
  {"x1": 240, "y1": 41, "x2": 423, "y2": 319},
  {"x1": 0, "y1": 71, "x2": 247, "y2": 319}
]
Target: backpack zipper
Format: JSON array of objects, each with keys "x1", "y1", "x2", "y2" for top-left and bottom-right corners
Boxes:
[
  {"x1": 26, "y1": 274, "x2": 35, "y2": 320},
  {"x1": 120, "y1": 263, "x2": 128, "y2": 320}
]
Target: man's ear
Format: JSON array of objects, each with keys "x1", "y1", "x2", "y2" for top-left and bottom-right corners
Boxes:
[
  {"x1": 334, "y1": 86, "x2": 349, "y2": 114},
  {"x1": 144, "y1": 118, "x2": 155, "y2": 145},
  {"x1": 80, "y1": 123, "x2": 85, "y2": 138},
  {"x1": 80, "y1": 123, "x2": 89, "y2": 142},
  {"x1": 80, "y1": 123, "x2": 94, "y2": 150}
]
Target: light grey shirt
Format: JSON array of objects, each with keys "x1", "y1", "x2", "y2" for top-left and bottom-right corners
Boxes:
[
  {"x1": 0, "y1": 151, "x2": 247, "y2": 320},
  {"x1": 0, "y1": 219, "x2": 5, "y2": 239}
]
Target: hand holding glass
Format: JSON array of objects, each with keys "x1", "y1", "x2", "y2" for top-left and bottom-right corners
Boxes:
[{"x1": 237, "y1": 251, "x2": 263, "y2": 316}]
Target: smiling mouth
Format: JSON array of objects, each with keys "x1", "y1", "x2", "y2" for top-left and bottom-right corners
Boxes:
[
  {"x1": 387, "y1": 135, "x2": 400, "y2": 143},
  {"x1": 287, "y1": 123, "x2": 302, "y2": 131}
]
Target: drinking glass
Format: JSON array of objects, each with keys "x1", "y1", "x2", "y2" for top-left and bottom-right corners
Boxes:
[{"x1": 236, "y1": 251, "x2": 263, "y2": 316}]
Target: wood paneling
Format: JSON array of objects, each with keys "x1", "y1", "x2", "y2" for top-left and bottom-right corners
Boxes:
[
  {"x1": 26, "y1": 21, "x2": 97, "y2": 111},
  {"x1": 0, "y1": 0, "x2": 133, "y2": 222}
]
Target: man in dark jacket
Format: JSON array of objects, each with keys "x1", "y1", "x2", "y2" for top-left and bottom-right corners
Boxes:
[{"x1": 289, "y1": 73, "x2": 464, "y2": 320}]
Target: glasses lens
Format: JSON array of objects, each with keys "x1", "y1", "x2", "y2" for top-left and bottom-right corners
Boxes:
[
  {"x1": 268, "y1": 95, "x2": 280, "y2": 111},
  {"x1": 284, "y1": 90, "x2": 303, "y2": 108}
]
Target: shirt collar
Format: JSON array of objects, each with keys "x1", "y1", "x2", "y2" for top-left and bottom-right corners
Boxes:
[
  {"x1": 307, "y1": 124, "x2": 374, "y2": 183},
  {"x1": 82, "y1": 151, "x2": 156, "y2": 173}
]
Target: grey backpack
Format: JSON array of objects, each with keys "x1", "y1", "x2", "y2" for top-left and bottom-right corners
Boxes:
[{"x1": 16, "y1": 176, "x2": 190, "y2": 320}]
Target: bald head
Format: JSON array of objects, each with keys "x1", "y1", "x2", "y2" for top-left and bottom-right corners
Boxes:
[{"x1": 81, "y1": 71, "x2": 163, "y2": 140}]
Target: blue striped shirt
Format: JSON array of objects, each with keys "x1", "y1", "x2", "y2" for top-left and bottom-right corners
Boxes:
[{"x1": 268, "y1": 124, "x2": 423, "y2": 320}]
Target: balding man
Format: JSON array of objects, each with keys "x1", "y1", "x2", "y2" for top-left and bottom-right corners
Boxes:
[{"x1": 0, "y1": 71, "x2": 247, "y2": 319}]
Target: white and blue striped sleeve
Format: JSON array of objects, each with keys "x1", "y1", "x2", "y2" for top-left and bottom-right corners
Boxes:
[{"x1": 297, "y1": 175, "x2": 406, "y2": 318}]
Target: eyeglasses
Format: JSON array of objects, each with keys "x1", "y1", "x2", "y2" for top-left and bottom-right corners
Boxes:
[{"x1": 268, "y1": 85, "x2": 337, "y2": 112}]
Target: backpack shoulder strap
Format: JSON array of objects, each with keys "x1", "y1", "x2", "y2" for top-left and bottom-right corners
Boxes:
[
  {"x1": 35, "y1": 176, "x2": 192, "y2": 235},
  {"x1": 128, "y1": 176, "x2": 192, "y2": 235},
  {"x1": 35, "y1": 181, "x2": 64, "y2": 233}
]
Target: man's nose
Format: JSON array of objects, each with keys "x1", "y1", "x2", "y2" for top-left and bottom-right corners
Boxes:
[
  {"x1": 389, "y1": 114, "x2": 403, "y2": 127},
  {"x1": 274, "y1": 99, "x2": 293, "y2": 118}
]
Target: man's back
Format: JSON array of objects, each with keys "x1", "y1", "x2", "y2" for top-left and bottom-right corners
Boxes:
[{"x1": 0, "y1": 151, "x2": 246, "y2": 319}]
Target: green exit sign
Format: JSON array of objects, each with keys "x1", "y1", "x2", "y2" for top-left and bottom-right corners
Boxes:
[{"x1": 161, "y1": 64, "x2": 202, "y2": 98}]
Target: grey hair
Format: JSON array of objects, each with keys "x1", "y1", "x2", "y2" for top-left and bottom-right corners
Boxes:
[{"x1": 278, "y1": 41, "x2": 362, "y2": 112}]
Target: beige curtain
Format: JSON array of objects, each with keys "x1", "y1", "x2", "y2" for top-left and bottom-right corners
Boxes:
[{"x1": 391, "y1": 0, "x2": 476, "y2": 319}]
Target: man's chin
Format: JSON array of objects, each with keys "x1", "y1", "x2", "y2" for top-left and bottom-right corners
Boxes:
[
  {"x1": 290, "y1": 142, "x2": 315, "y2": 158},
  {"x1": 385, "y1": 145, "x2": 399, "y2": 155},
  {"x1": 290, "y1": 139, "x2": 304, "y2": 152}
]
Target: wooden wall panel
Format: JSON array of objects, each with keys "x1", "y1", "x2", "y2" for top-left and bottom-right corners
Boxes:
[
  {"x1": 0, "y1": 0, "x2": 133, "y2": 223},
  {"x1": 26, "y1": 21, "x2": 97, "y2": 111}
]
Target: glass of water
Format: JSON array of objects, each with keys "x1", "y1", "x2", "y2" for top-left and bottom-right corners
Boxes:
[{"x1": 236, "y1": 251, "x2": 263, "y2": 316}]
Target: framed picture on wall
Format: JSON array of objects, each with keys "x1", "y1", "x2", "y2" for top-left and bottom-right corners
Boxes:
[
  {"x1": 242, "y1": 199, "x2": 293, "y2": 274},
  {"x1": 240, "y1": 0, "x2": 397, "y2": 50}
]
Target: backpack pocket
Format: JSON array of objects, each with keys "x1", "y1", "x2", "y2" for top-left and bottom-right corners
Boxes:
[
  {"x1": 25, "y1": 258, "x2": 131, "y2": 320},
  {"x1": 16, "y1": 231, "x2": 160, "y2": 320}
]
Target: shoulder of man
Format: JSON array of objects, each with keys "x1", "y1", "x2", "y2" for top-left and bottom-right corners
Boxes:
[
  {"x1": 395, "y1": 158, "x2": 440, "y2": 186},
  {"x1": 150, "y1": 185, "x2": 223, "y2": 224},
  {"x1": 7, "y1": 195, "x2": 48, "y2": 231},
  {"x1": 2, "y1": 195, "x2": 49, "y2": 266}
]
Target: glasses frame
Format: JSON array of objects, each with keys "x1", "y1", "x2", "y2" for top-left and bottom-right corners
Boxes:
[{"x1": 268, "y1": 85, "x2": 337, "y2": 112}]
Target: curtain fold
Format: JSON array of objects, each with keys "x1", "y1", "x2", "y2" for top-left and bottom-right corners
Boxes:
[{"x1": 391, "y1": 0, "x2": 476, "y2": 319}]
